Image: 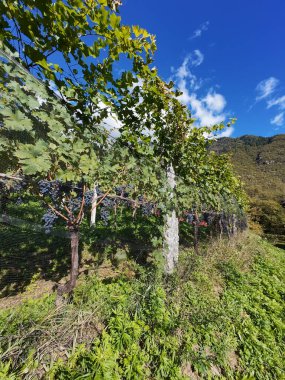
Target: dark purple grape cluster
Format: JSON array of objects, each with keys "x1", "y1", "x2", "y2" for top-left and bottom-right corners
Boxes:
[
  {"x1": 38, "y1": 179, "x2": 90, "y2": 228},
  {"x1": 100, "y1": 207, "x2": 110, "y2": 225},
  {"x1": 114, "y1": 185, "x2": 132, "y2": 198},
  {"x1": 38, "y1": 180, "x2": 61, "y2": 202},
  {"x1": 98, "y1": 197, "x2": 118, "y2": 225},
  {"x1": 185, "y1": 213, "x2": 194, "y2": 224},
  {"x1": 206, "y1": 213, "x2": 215, "y2": 224},
  {"x1": 84, "y1": 190, "x2": 94, "y2": 206},
  {"x1": 115, "y1": 186, "x2": 125, "y2": 196},
  {"x1": 42, "y1": 209, "x2": 58, "y2": 233},
  {"x1": 141, "y1": 202, "x2": 153, "y2": 216},
  {"x1": 68, "y1": 197, "x2": 82, "y2": 212},
  {"x1": 50, "y1": 180, "x2": 62, "y2": 202},
  {"x1": 38, "y1": 180, "x2": 52, "y2": 196},
  {"x1": 102, "y1": 198, "x2": 115, "y2": 208},
  {"x1": 11, "y1": 181, "x2": 25, "y2": 193},
  {"x1": 0, "y1": 178, "x2": 26, "y2": 211}
]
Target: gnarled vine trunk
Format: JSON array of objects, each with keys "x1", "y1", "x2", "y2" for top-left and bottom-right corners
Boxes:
[
  {"x1": 163, "y1": 164, "x2": 179, "y2": 274},
  {"x1": 193, "y1": 212, "x2": 199, "y2": 254},
  {"x1": 57, "y1": 227, "x2": 79, "y2": 302}
]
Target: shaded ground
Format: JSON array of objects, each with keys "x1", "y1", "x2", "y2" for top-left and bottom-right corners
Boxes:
[
  {"x1": 0, "y1": 279, "x2": 54, "y2": 310},
  {"x1": 0, "y1": 205, "x2": 213, "y2": 309},
  {"x1": 0, "y1": 259, "x2": 136, "y2": 310},
  {"x1": 0, "y1": 209, "x2": 162, "y2": 299},
  {"x1": 0, "y1": 224, "x2": 70, "y2": 298}
]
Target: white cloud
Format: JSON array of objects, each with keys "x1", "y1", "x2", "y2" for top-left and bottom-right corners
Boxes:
[
  {"x1": 172, "y1": 55, "x2": 229, "y2": 130},
  {"x1": 176, "y1": 56, "x2": 191, "y2": 80},
  {"x1": 102, "y1": 114, "x2": 122, "y2": 138},
  {"x1": 252, "y1": 77, "x2": 285, "y2": 129},
  {"x1": 190, "y1": 21, "x2": 209, "y2": 39},
  {"x1": 47, "y1": 81, "x2": 122, "y2": 139},
  {"x1": 270, "y1": 112, "x2": 284, "y2": 127},
  {"x1": 216, "y1": 126, "x2": 235, "y2": 138},
  {"x1": 267, "y1": 95, "x2": 285, "y2": 110},
  {"x1": 175, "y1": 51, "x2": 204, "y2": 77},
  {"x1": 187, "y1": 94, "x2": 226, "y2": 126},
  {"x1": 191, "y1": 50, "x2": 204, "y2": 67},
  {"x1": 256, "y1": 77, "x2": 279, "y2": 101},
  {"x1": 172, "y1": 52, "x2": 204, "y2": 94},
  {"x1": 203, "y1": 92, "x2": 226, "y2": 113}
]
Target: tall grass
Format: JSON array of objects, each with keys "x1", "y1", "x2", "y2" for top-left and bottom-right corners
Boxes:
[{"x1": 0, "y1": 233, "x2": 284, "y2": 379}]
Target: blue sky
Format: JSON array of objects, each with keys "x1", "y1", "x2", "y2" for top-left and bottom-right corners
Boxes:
[{"x1": 120, "y1": 0, "x2": 285, "y2": 137}]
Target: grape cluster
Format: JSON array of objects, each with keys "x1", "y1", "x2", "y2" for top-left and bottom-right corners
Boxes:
[
  {"x1": 100, "y1": 207, "x2": 110, "y2": 225},
  {"x1": 182, "y1": 212, "x2": 215, "y2": 225},
  {"x1": 186, "y1": 213, "x2": 194, "y2": 224},
  {"x1": 98, "y1": 197, "x2": 118, "y2": 225},
  {"x1": 203, "y1": 212, "x2": 215, "y2": 224},
  {"x1": 84, "y1": 190, "x2": 94, "y2": 206},
  {"x1": 182, "y1": 211, "x2": 192, "y2": 224},
  {"x1": 51, "y1": 181, "x2": 61, "y2": 202},
  {"x1": 39, "y1": 180, "x2": 61, "y2": 202},
  {"x1": 11, "y1": 181, "x2": 25, "y2": 193},
  {"x1": 102, "y1": 198, "x2": 115, "y2": 208},
  {"x1": 38, "y1": 180, "x2": 51, "y2": 196},
  {"x1": 38, "y1": 180, "x2": 90, "y2": 227},
  {"x1": 141, "y1": 202, "x2": 153, "y2": 216},
  {"x1": 68, "y1": 197, "x2": 82, "y2": 212},
  {"x1": 0, "y1": 178, "x2": 26, "y2": 211},
  {"x1": 115, "y1": 186, "x2": 125, "y2": 196},
  {"x1": 42, "y1": 209, "x2": 58, "y2": 233},
  {"x1": 114, "y1": 185, "x2": 131, "y2": 198}
]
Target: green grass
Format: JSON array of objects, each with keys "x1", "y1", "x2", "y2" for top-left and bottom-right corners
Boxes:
[{"x1": 0, "y1": 233, "x2": 284, "y2": 379}]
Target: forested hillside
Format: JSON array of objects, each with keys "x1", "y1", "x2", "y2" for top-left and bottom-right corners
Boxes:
[{"x1": 212, "y1": 134, "x2": 285, "y2": 240}]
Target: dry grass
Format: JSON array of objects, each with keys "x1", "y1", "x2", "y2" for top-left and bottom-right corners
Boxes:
[{"x1": 0, "y1": 280, "x2": 54, "y2": 310}]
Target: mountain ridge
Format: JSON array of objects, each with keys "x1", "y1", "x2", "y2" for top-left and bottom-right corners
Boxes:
[{"x1": 211, "y1": 133, "x2": 285, "y2": 236}]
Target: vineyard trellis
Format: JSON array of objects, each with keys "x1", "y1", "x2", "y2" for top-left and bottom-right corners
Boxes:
[{"x1": 0, "y1": 0, "x2": 247, "y2": 303}]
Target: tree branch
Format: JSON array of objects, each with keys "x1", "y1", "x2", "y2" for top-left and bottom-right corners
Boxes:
[
  {"x1": 75, "y1": 184, "x2": 86, "y2": 224},
  {"x1": 47, "y1": 203, "x2": 69, "y2": 222},
  {"x1": 0, "y1": 173, "x2": 23, "y2": 181}
]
